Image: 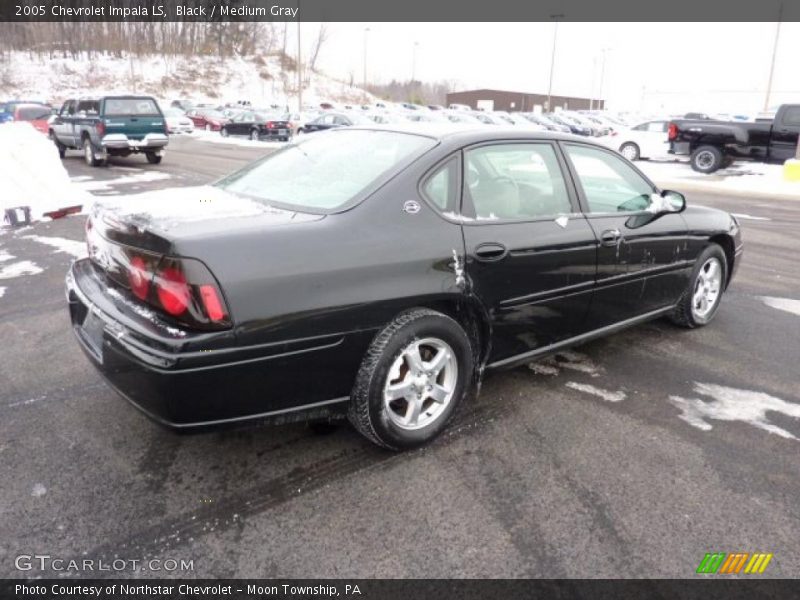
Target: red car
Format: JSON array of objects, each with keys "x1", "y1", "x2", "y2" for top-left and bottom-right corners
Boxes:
[
  {"x1": 13, "y1": 103, "x2": 52, "y2": 134},
  {"x1": 185, "y1": 108, "x2": 228, "y2": 132}
]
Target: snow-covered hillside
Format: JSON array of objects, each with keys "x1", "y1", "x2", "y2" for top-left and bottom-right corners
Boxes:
[{"x1": 1, "y1": 52, "x2": 376, "y2": 109}]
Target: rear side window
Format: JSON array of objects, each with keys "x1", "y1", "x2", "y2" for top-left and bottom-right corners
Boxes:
[
  {"x1": 77, "y1": 100, "x2": 99, "y2": 115},
  {"x1": 782, "y1": 107, "x2": 800, "y2": 126},
  {"x1": 422, "y1": 156, "x2": 459, "y2": 212},
  {"x1": 104, "y1": 98, "x2": 160, "y2": 117},
  {"x1": 463, "y1": 143, "x2": 571, "y2": 221}
]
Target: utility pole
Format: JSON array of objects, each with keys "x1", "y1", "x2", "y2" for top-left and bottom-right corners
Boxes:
[
  {"x1": 764, "y1": 2, "x2": 784, "y2": 112},
  {"x1": 363, "y1": 27, "x2": 370, "y2": 91},
  {"x1": 297, "y1": 20, "x2": 302, "y2": 112},
  {"x1": 597, "y1": 48, "x2": 609, "y2": 110},
  {"x1": 412, "y1": 41, "x2": 419, "y2": 82},
  {"x1": 546, "y1": 15, "x2": 563, "y2": 112}
]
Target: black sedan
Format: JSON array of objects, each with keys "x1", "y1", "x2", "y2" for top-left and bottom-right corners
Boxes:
[
  {"x1": 220, "y1": 110, "x2": 292, "y2": 141},
  {"x1": 299, "y1": 111, "x2": 372, "y2": 134},
  {"x1": 66, "y1": 127, "x2": 742, "y2": 450}
]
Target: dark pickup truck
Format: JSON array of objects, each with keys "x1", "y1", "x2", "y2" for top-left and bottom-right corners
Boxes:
[
  {"x1": 50, "y1": 96, "x2": 168, "y2": 167},
  {"x1": 668, "y1": 103, "x2": 800, "y2": 173}
]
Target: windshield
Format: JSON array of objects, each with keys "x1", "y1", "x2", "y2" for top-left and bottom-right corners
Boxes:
[
  {"x1": 104, "y1": 98, "x2": 160, "y2": 117},
  {"x1": 216, "y1": 129, "x2": 436, "y2": 212}
]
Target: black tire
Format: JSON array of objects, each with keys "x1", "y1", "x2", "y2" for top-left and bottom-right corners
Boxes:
[
  {"x1": 348, "y1": 308, "x2": 474, "y2": 451},
  {"x1": 82, "y1": 137, "x2": 102, "y2": 167},
  {"x1": 619, "y1": 142, "x2": 640, "y2": 161},
  {"x1": 690, "y1": 145, "x2": 724, "y2": 174},
  {"x1": 220, "y1": 127, "x2": 229, "y2": 137},
  {"x1": 145, "y1": 152, "x2": 162, "y2": 164},
  {"x1": 50, "y1": 130, "x2": 66, "y2": 158},
  {"x1": 250, "y1": 129, "x2": 260, "y2": 141},
  {"x1": 671, "y1": 243, "x2": 728, "y2": 328}
]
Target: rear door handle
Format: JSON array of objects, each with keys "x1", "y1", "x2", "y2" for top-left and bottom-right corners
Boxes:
[
  {"x1": 474, "y1": 242, "x2": 508, "y2": 262},
  {"x1": 600, "y1": 228, "x2": 621, "y2": 246}
]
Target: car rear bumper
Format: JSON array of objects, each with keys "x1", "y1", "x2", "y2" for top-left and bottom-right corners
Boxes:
[
  {"x1": 101, "y1": 133, "x2": 169, "y2": 151},
  {"x1": 65, "y1": 259, "x2": 355, "y2": 429}
]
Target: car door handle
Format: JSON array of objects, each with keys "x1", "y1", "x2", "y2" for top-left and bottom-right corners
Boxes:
[
  {"x1": 600, "y1": 228, "x2": 621, "y2": 246},
  {"x1": 474, "y1": 242, "x2": 508, "y2": 262}
]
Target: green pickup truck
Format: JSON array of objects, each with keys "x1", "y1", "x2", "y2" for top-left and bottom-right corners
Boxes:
[{"x1": 50, "y1": 96, "x2": 168, "y2": 167}]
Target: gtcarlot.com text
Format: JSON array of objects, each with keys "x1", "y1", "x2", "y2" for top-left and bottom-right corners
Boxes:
[{"x1": 14, "y1": 553, "x2": 194, "y2": 573}]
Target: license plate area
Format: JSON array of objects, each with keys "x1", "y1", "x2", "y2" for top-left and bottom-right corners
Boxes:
[
  {"x1": 79, "y1": 310, "x2": 105, "y2": 363},
  {"x1": 279, "y1": 129, "x2": 287, "y2": 135}
]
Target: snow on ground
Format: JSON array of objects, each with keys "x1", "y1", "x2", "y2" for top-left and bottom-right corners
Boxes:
[
  {"x1": 0, "y1": 260, "x2": 43, "y2": 279},
  {"x1": 760, "y1": 296, "x2": 800, "y2": 317},
  {"x1": 565, "y1": 382, "x2": 627, "y2": 403},
  {"x1": 72, "y1": 170, "x2": 173, "y2": 193},
  {"x1": 23, "y1": 235, "x2": 87, "y2": 259},
  {"x1": 637, "y1": 159, "x2": 800, "y2": 200},
  {"x1": 0, "y1": 123, "x2": 93, "y2": 222},
  {"x1": 0, "y1": 287, "x2": 6, "y2": 298},
  {"x1": 670, "y1": 382, "x2": 800, "y2": 441},
  {"x1": 192, "y1": 129, "x2": 287, "y2": 149},
  {"x1": 2, "y1": 51, "x2": 376, "y2": 109}
]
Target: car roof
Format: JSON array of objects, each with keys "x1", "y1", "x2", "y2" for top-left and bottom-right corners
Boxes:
[{"x1": 343, "y1": 123, "x2": 592, "y2": 146}]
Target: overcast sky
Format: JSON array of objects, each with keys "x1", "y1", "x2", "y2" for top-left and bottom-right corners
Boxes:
[{"x1": 303, "y1": 22, "x2": 800, "y2": 114}]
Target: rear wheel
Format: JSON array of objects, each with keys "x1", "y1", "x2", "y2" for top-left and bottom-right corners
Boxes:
[
  {"x1": 349, "y1": 308, "x2": 473, "y2": 450},
  {"x1": 145, "y1": 152, "x2": 162, "y2": 165},
  {"x1": 205, "y1": 124, "x2": 211, "y2": 131},
  {"x1": 619, "y1": 142, "x2": 640, "y2": 161},
  {"x1": 671, "y1": 244, "x2": 727, "y2": 328},
  {"x1": 250, "y1": 129, "x2": 260, "y2": 141},
  {"x1": 220, "y1": 127, "x2": 229, "y2": 137},
  {"x1": 690, "y1": 145, "x2": 724, "y2": 174},
  {"x1": 83, "y1": 137, "x2": 102, "y2": 167}
]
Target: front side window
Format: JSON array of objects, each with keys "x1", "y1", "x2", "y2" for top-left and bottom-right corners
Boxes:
[
  {"x1": 782, "y1": 107, "x2": 800, "y2": 126},
  {"x1": 463, "y1": 143, "x2": 571, "y2": 221},
  {"x1": 216, "y1": 129, "x2": 436, "y2": 212},
  {"x1": 564, "y1": 144, "x2": 655, "y2": 213}
]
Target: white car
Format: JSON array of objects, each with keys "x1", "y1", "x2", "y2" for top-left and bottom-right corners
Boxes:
[
  {"x1": 163, "y1": 108, "x2": 195, "y2": 134},
  {"x1": 604, "y1": 119, "x2": 671, "y2": 161}
]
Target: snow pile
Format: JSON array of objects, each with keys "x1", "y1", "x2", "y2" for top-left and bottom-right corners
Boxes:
[
  {"x1": 0, "y1": 122, "x2": 92, "y2": 223},
  {"x1": 2, "y1": 52, "x2": 376, "y2": 110},
  {"x1": 637, "y1": 160, "x2": 800, "y2": 200}
]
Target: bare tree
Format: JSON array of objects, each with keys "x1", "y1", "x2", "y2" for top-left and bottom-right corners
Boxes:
[{"x1": 308, "y1": 24, "x2": 329, "y2": 72}]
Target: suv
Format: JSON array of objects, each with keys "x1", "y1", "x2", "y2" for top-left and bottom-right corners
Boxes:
[{"x1": 50, "y1": 96, "x2": 168, "y2": 167}]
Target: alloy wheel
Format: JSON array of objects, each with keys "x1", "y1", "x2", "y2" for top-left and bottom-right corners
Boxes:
[
  {"x1": 691, "y1": 257, "x2": 722, "y2": 319},
  {"x1": 383, "y1": 338, "x2": 458, "y2": 430}
]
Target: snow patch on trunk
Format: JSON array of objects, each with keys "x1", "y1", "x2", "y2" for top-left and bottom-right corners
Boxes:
[
  {"x1": 670, "y1": 382, "x2": 800, "y2": 440},
  {"x1": 566, "y1": 382, "x2": 627, "y2": 403},
  {"x1": 760, "y1": 296, "x2": 800, "y2": 318}
]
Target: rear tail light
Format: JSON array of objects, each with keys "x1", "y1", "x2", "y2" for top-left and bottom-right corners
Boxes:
[
  {"x1": 668, "y1": 123, "x2": 678, "y2": 141},
  {"x1": 266, "y1": 121, "x2": 274, "y2": 128},
  {"x1": 154, "y1": 265, "x2": 190, "y2": 316},
  {"x1": 96, "y1": 121, "x2": 105, "y2": 137},
  {"x1": 128, "y1": 255, "x2": 151, "y2": 300}
]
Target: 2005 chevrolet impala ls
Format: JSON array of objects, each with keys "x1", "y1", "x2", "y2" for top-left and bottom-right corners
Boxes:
[{"x1": 66, "y1": 126, "x2": 742, "y2": 449}]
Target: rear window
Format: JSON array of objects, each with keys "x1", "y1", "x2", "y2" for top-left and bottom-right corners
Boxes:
[
  {"x1": 216, "y1": 129, "x2": 436, "y2": 212},
  {"x1": 17, "y1": 106, "x2": 51, "y2": 120},
  {"x1": 77, "y1": 100, "x2": 99, "y2": 115},
  {"x1": 104, "y1": 98, "x2": 160, "y2": 117}
]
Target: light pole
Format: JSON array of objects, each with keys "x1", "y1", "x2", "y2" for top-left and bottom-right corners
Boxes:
[
  {"x1": 412, "y1": 41, "x2": 419, "y2": 82},
  {"x1": 297, "y1": 20, "x2": 302, "y2": 112},
  {"x1": 363, "y1": 27, "x2": 370, "y2": 91},
  {"x1": 764, "y1": 2, "x2": 784, "y2": 112},
  {"x1": 597, "y1": 48, "x2": 609, "y2": 110},
  {"x1": 546, "y1": 14, "x2": 564, "y2": 112}
]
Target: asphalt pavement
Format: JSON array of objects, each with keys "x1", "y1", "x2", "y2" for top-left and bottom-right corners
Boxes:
[{"x1": 1, "y1": 134, "x2": 798, "y2": 579}]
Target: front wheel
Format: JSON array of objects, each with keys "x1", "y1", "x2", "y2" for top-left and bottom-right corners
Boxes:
[
  {"x1": 145, "y1": 152, "x2": 162, "y2": 164},
  {"x1": 348, "y1": 308, "x2": 474, "y2": 451},
  {"x1": 671, "y1": 244, "x2": 728, "y2": 328},
  {"x1": 690, "y1": 145, "x2": 724, "y2": 174},
  {"x1": 250, "y1": 129, "x2": 260, "y2": 141},
  {"x1": 50, "y1": 130, "x2": 66, "y2": 158},
  {"x1": 220, "y1": 127, "x2": 229, "y2": 138}
]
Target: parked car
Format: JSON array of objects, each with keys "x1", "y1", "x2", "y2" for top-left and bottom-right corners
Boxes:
[
  {"x1": 186, "y1": 109, "x2": 228, "y2": 132},
  {"x1": 299, "y1": 112, "x2": 371, "y2": 133},
  {"x1": 604, "y1": 120, "x2": 671, "y2": 161},
  {"x1": 282, "y1": 111, "x2": 320, "y2": 135},
  {"x1": 563, "y1": 112, "x2": 608, "y2": 136},
  {"x1": 11, "y1": 103, "x2": 52, "y2": 134},
  {"x1": 66, "y1": 126, "x2": 742, "y2": 449},
  {"x1": 448, "y1": 103, "x2": 472, "y2": 111},
  {"x1": 163, "y1": 108, "x2": 195, "y2": 134},
  {"x1": 50, "y1": 96, "x2": 168, "y2": 166},
  {"x1": 0, "y1": 100, "x2": 50, "y2": 124},
  {"x1": 545, "y1": 113, "x2": 592, "y2": 136},
  {"x1": 668, "y1": 103, "x2": 800, "y2": 173},
  {"x1": 220, "y1": 111, "x2": 292, "y2": 141},
  {"x1": 522, "y1": 113, "x2": 571, "y2": 133}
]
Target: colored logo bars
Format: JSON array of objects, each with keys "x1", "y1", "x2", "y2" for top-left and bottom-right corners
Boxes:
[{"x1": 696, "y1": 552, "x2": 773, "y2": 574}]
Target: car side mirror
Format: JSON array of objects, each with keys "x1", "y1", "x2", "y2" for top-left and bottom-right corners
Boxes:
[{"x1": 649, "y1": 190, "x2": 686, "y2": 214}]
